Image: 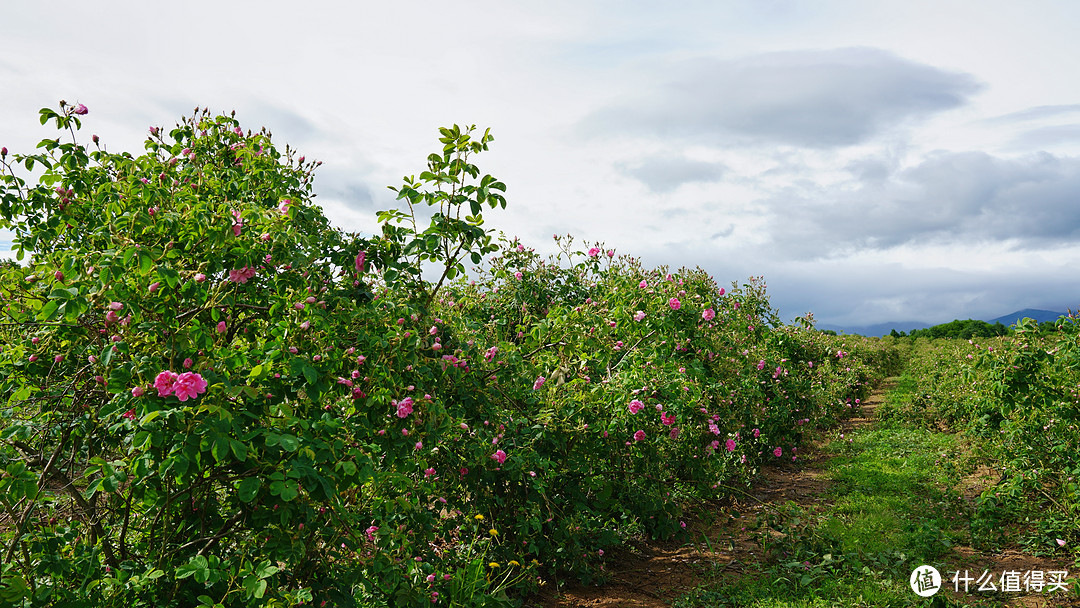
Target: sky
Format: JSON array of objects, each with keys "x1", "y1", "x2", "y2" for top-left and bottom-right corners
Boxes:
[{"x1": 3, "y1": 0, "x2": 1080, "y2": 327}]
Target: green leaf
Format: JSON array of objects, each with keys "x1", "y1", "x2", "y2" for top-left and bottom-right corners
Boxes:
[
  {"x1": 211, "y1": 437, "x2": 228, "y2": 463},
  {"x1": 230, "y1": 439, "x2": 248, "y2": 461},
  {"x1": 238, "y1": 477, "x2": 261, "y2": 503},
  {"x1": 277, "y1": 435, "x2": 299, "y2": 452},
  {"x1": 38, "y1": 300, "x2": 59, "y2": 322},
  {"x1": 302, "y1": 365, "x2": 318, "y2": 385},
  {"x1": 138, "y1": 251, "x2": 152, "y2": 275},
  {"x1": 256, "y1": 560, "x2": 279, "y2": 578}
]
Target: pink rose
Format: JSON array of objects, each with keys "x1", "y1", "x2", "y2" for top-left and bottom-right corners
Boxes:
[
  {"x1": 149, "y1": 282, "x2": 160, "y2": 293},
  {"x1": 72, "y1": 103, "x2": 88, "y2": 115},
  {"x1": 668, "y1": 297, "x2": 681, "y2": 310},
  {"x1": 395, "y1": 397, "x2": 414, "y2": 418},
  {"x1": 228, "y1": 267, "x2": 256, "y2": 283},
  {"x1": 491, "y1": 449, "x2": 507, "y2": 464},
  {"x1": 702, "y1": 308, "x2": 715, "y2": 321},
  {"x1": 131, "y1": 386, "x2": 145, "y2": 398},
  {"x1": 633, "y1": 430, "x2": 646, "y2": 442},
  {"x1": 773, "y1": 446, "x2": 783, "y2": 457},
  {"x1": 216, "y1": 321, "x2": 227, "y2": 333},
  {"x1": 154, "y1": 371, "x2": 179, "y2": 396},
  {"x1": 355, "y1": 251, "x2": 366, "y2": 273},
  {"x1": 172, "y1": 372, "x2": 208, "y2": 401},
  {"x1": 587, "y1": 247, "x2": 600, "y2": 257},
  {"x1": 194, "y1": 273, "x2": 206, "y2": 283},
  {"x1": 628, "y1": 399, "x2": 644, "y2": 414}
]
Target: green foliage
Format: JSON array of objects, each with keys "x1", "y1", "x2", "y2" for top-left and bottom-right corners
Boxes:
[
  {"x1": 878, "y1": 317, "x2": 1080, "y2": 562},
  {"x1": 0, "y1": 104, "x2": 900, "y2": 607},
  {"x1": 904, "y1": 319, "x2": 1008, "y2": 340}
]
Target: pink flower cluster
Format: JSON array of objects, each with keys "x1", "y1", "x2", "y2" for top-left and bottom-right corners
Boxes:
[
  {"x1": 394, "y1": 397, "x2": 415, "y2": 418},
  {"x1": 231, "y1": 210, "x2": 243, "y2": 236},
  {"x1": 228, "y1": 266, "x2": 257, "y2": 283},
  {"x1": 668, "y1": 298, "x2": 681, "y2": 310},
  {"x1": 628, "y1": 399, "x2": 644, "y2": 414},
  {"x1": 702, "y1": 308, "x2": 715, "y2": 321},
  {"x1": 153, "y1": 370, "x2": 208, "y2": 402}
]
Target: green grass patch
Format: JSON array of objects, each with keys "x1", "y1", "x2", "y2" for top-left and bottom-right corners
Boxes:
[{"x1": 675, "y1": 381, "x2": 987, "y2": 607}]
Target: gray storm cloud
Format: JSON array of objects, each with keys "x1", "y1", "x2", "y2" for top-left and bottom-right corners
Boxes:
[
  {"x1": 768, "y1": 151, "x2": 1080, "y2": 257},
  {"x1": 581, "y1": 47, "x2": 984, "y2": 148}
]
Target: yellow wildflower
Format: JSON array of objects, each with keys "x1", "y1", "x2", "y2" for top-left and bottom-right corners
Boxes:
[
  {"x1": 508, "y1": 560, "x2": 520, "y2": 567},
  {"x1": 489, "y1": 528, "x2": 498, "y2": 536},
  {"x1": 474, "y1": 514, "x2": 484, "y2": 521},
  {"x1": 488, "y1": 562, "x2": 500, "y2": 568}
]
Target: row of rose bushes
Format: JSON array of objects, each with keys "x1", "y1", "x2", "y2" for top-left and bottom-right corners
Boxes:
[
  {"x1": 879, "y1": 324, "x2": 1080, "y2": 557},
  {"x1": 0, "y1": 104, "x2": 899, "y2": 607}
]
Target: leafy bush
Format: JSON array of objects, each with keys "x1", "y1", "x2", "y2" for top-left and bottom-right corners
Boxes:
[{"x1": 0, "y1": 104, "x2": 898, "y2": 607}]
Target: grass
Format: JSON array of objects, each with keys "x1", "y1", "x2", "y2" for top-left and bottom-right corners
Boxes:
[{"x1": 673, "y1": 379, "x2": 993, "y2": 608}]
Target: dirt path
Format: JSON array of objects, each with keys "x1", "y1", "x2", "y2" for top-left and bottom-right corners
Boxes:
[
  {"x1": 533, "y1": 380, "x2": 1080, "y2": 607},
  {"x1": 532, "y1": 384, "x2": 887, "y2": 607}
]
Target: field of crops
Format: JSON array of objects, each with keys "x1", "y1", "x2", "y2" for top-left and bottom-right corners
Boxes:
[{"x1": 1, "y1": 105, "x2": 1076, "y2": 607}]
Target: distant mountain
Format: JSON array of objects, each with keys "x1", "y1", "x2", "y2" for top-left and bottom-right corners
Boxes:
[
  {"x1": 818, "y1": 308, "x2": 1068, "y2": 337},
  {"x1": 817, "y1": 321, "x2": 931, "y2": 337},
  {"x1": 987, "y1": 308, "x2": 1067, "y2": 325}
]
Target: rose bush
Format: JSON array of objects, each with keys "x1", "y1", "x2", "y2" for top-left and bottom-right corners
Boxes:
[{"x1": 0, "y1": 104, "x2": 899, "y2": 607}]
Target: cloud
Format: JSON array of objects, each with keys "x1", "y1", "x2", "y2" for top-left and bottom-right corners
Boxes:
[
  {"x1": 983, "y1": 104, "x2": 1080, "y2": 125},
  {"x1": 581, "y1": 47, "x2": 983, "y2": 148},
  {"x1": 1007, "y1": 124, "x2": 1080, "y2": 149},
  {"x1": 615, "y1": 155, "x2": 726, "y2": 192},
  {"x1": 766, "y1": 150, "x2": 1080, "y2": 257}
]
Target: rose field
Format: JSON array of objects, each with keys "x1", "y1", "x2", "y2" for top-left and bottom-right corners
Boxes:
[{"x1": 1, "y1": 105, "x2": 1077, "y2": 607}]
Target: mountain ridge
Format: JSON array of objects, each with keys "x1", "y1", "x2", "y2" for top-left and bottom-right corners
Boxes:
[{"x1": 818, "y1": 308, "x2": 1068, "y2": 337}]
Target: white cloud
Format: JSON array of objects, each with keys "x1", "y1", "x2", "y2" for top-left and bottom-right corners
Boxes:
[{"x1": 4, "y1": 1, "x2": 1080, "y2": 326}]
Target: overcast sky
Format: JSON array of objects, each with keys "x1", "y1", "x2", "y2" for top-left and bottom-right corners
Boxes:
[{"x1": 3, "y1": 0, "x2": 1080, "y2": 326}]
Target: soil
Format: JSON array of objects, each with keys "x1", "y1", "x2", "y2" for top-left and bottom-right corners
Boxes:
[{"x1": 530, "y1": 381, "x2": 1080, "y2": 608}]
